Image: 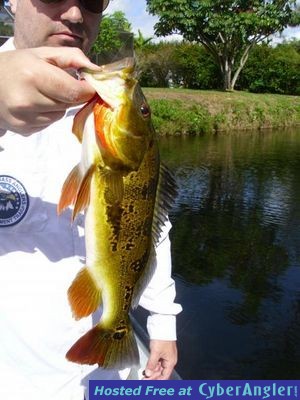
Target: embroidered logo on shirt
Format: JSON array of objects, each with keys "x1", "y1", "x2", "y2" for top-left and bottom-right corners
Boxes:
[{"x1": 0, "y1": 175, "x2": 29, "y2": 227}]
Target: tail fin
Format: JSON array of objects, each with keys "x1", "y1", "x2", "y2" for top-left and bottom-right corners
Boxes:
[{"x1": 66, "y1": 321, "x2": 140, "y2": 369}]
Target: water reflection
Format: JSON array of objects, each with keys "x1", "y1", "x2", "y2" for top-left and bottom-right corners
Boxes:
[{"x1": 159, "y1": 129, "x2": 300, "y2": 379}]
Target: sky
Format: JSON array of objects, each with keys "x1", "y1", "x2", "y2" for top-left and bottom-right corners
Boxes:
[
  {"x1": 106, "y1": 0, "x2": 157, "y2": 37},
  {"x1": 106, "y1": 0, "x2": 300, "y2": 43},
  {"x1": 106, "y1": 0, "x2": 181, "y2": 41}
]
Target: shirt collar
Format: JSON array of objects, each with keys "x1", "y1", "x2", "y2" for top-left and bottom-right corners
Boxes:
[{"x1": 0, "y1": 37, "x2": 16, "y2": 52}]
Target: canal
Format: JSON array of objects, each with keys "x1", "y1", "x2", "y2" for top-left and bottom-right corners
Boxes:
[{"x1": 159, "y1": 129, "x2": 300, "y2": 379}]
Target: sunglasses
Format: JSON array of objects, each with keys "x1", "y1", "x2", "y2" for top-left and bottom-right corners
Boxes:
[{"x1": 39, "y1": 0, "x2": 109, "y2": 13}]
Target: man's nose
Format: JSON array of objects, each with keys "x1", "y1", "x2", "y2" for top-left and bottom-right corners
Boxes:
[{"x1": 61, "y1": 0, "x2": 84, "y2": 24}]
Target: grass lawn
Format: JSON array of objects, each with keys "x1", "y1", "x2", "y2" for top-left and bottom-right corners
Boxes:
[{"x1": 143, "y1": 88, "x2": 300, "y2": 135}]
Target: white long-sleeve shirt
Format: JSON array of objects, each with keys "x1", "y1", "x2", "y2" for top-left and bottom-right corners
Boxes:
[{"x1": 0, "y1": 38, "x2": 182, "y2": 400}]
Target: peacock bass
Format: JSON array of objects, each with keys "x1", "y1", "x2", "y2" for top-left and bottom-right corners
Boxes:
[{"x1": 57, "y1": 58, "x2": 177, "y2": 369}]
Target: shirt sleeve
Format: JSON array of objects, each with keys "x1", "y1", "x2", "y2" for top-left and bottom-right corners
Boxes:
[{"x1": 138, "y1": 219, "x2": 182, "y2": 341}]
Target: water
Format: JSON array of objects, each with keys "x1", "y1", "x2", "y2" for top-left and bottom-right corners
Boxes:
[{"x1": 160, "y1": 129, "x2": 300, "y2": 379}]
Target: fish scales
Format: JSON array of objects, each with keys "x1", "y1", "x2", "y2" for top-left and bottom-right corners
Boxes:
[{"x1": 57, "y1": 58, "x2": 176, "y2": 369}]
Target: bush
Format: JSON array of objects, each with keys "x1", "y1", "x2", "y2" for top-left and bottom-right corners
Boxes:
[
  {"x1": 238, "y1": 42, "x2": 300, "y2": 95},
  {"x1": 136, "y1": 42, "x2": 222, "y2": 90},
  {"x1": 136, "y1": 43, "x2": 176, "y2": 87},
  {"x1": 172, "y1": 42, "x2": 222, "y2": 89},
  {"x1": 149, "y1": 99, "x2": 213, "y2": 135},
  {"x1": 136, "y1": 39, "x2": 300, "y2": 94}
]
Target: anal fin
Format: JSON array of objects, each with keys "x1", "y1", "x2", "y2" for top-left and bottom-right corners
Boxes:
[{"x1": 68, "y1": 267, "x2": 102, "y2": 320}]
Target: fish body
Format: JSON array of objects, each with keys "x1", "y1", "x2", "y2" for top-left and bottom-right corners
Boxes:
[{"x1": 58, "y1": 58, "x2": 176, "y2": 369}]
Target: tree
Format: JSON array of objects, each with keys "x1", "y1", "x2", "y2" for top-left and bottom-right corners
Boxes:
[
  {"x1": 238, "y1": 41, "x2": 300, "y2": 95},
  {"x1": 91, "y1": 11, "x2": 132, "y2": 63},
  {"x1": 136, "y1": 42, "x2": 177, "y2": 87},
  {"x1": 134, "y1": 29, "x2": 153, "y2": 50},
  {"x1": 173, "y1": 42, "x2": 222, "y2": 89},
  {"x1": 146, "y1": 0, "x2": 300, "y2": 91}
]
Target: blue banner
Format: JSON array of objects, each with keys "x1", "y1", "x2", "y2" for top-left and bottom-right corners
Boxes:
[{"x1": 89, "y1": 380, "x2": 299, "y2": 400}]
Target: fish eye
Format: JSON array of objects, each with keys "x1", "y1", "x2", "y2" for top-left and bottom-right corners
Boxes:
[{"x1": 140, "y1": 103, "x2": 151, "y2": 118}]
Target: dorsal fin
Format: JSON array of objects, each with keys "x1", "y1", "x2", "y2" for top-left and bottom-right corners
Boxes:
[{"x1": 151, "y1": 163, "x2": 178, "y2": 246}]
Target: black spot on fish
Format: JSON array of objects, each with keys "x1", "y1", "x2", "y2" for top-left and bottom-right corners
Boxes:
[
  {"x1": 111, "y1": 241, "x2": 118, "y2": 252},
  {"x1": 129, "y1": 252, "x2": 149, "y2": 273},
  {"x1": 106, "y1": 203, "x2": 123, "y2": 252},
  {"x1": 113, "y1": 331, "x2": 126, "y2": 340},
  {"x1": 125, "y1": 242, "x2": 135, "y2": 251},
  {"x1": 142, "y1": 216, "x2": 152, "y2": 236},
  {"x1": 116, "y1": 324, "x2": 127, "y2": 331},
  {"x1": 141, "y1": 177, "x2": 157, "y2": 198},
  {"x1": 122, "y1": 286, "x2": 133, "y2": 311},
  {"x1": 124, "y1": 286, "x2": 133, "y2": 301}
]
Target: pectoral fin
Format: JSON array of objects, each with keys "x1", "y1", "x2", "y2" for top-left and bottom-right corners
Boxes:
[
  {"x1": 57, "y1": 164, "x2": 82, "y2": 215},
  {"x1": 99, "y1": 168, "x2": 124, "y2": 203},
  {"x1": 57, "y1": 164, "x2": 95, "y2": 220},
  {"x1": 72, "y1": 165, "x2": 95, "y2": 220},
  {"x1": 72, "y1": 95, "x2": 98, "y2": 143}
]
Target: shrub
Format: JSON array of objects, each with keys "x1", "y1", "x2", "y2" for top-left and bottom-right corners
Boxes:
[
  {"x1": 172, "y1": 42, "x2": 222, "y2": 89},
  {"x1": 149, "y1": 99, "x2": 213, "y2": 135},
  {"x1": 136, "y1": 42, "x2": 222, "y2": 90},
  {"x1": 238, "y1": 42, "x2": 300, "y2": 95},
  {"x1": 137, "y1": 39, "x2": 300, "y2": 94}
]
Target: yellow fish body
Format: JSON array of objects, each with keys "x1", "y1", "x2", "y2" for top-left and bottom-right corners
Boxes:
[{"x1": 58, "y1": 58, "x2": 176, "y2": 369}]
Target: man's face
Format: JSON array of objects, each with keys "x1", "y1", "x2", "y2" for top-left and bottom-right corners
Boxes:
[{"x1": 9, "y1": 0, "x2": 103, "y2": 53}]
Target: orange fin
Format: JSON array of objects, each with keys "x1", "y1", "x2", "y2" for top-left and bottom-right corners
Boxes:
[
  {"x1": 57, "y1": 164, "x2": 82, "y2": 215},
  {"x1": 72, "y1": 95, "x2": 98, "y2": 143},
  {"x1": 68, "y1": 267, "x2": 102, "y2": 320},
  {"x1": 66, "y1": 321, "x2": 139, "y2": 369},
  {"x1": 72, "y1": 165, "x2": 95, "y2": 220}
]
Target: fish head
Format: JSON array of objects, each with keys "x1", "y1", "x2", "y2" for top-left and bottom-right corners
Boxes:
[{"x1": 80, "y1": 58, "x2": 155, "y2": 172}]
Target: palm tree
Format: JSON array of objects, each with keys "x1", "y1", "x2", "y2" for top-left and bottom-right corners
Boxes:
[{"x1": 134, "y1": 29, "x2": 153, "y2": 50}]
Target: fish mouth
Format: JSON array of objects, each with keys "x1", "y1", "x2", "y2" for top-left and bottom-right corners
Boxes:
[{"x1": 80, "y1": 66, "x2": 137, "y2": 110}]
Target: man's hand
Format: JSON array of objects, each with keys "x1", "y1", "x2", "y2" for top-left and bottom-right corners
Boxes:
[
  {"x1": 0, "y1": 47, "x2": 100, "y2": 135},
  {"x1": 143, "y1": 340, "x2": 178, "y2": 380}
]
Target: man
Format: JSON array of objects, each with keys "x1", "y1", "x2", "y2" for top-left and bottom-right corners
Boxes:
[{"x1": 0, "y1": 0, "x2": 182, "y2": 399}]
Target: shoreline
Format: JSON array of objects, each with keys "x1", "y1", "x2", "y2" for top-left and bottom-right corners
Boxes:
[{"x1": 143, "y1": 88, "x2": 300, "y2": 136}]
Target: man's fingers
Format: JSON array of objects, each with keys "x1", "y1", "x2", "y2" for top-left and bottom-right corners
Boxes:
[
  {"x1": 30, "y1": 46, "x2": 100, "y2": 71},
  {"x1": 0, "y1": 47, "x2": 99, "y2": 134},
  {"x1": 144, "y1": 351, "x2": 161, "y2": 378},
  {"x1": 143, "y1": 364, "x2": 163, "y2": 380},
  {"x1": 24, "y1": 47, "x2": 98, "y2": 104},
  {"x1": 144, "y1": 360, "x2": 173, "y2": 380},
  {"x1": 6, "y1": 110, "x2": 67, "y2": 134},
  {"x1": 34, "y1": 64, "x2": 96, "y2": 104},
  {"x1": 143, "y1": 340, "x2": 178, "y2": 380},
  {"x1": 160, "y1": 359, "x2": 173, "y2": 380}
]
